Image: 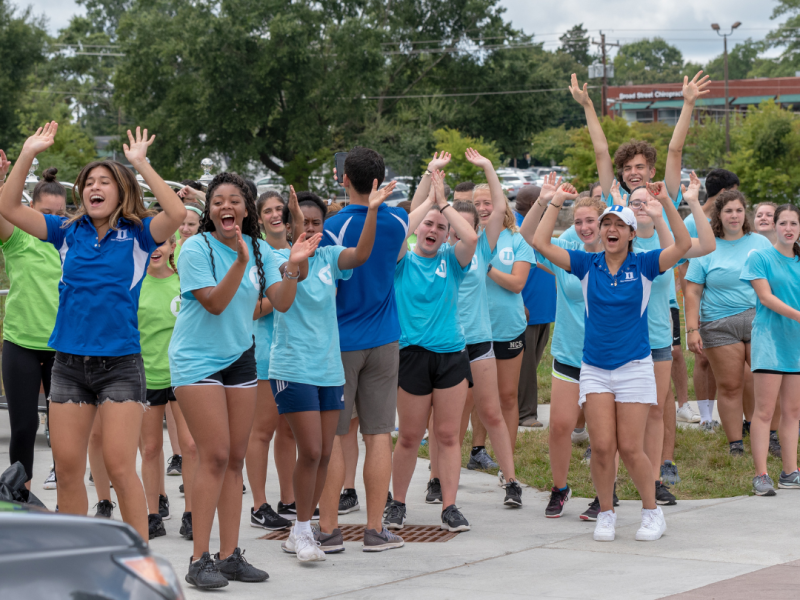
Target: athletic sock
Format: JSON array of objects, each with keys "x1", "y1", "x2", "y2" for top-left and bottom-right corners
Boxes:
[
  {"x1": 573, "y1": 428, "x2": 585, "y2": 434},
  {"x1": 558, "y1": 485, "x2": 569, "y2": 492},
  {"x1": 294, "y1": 520, "x2": 312, "y2": 535},
  {"x1": 697, "y1": 400, "x2": 713, "y2": 423},
  {"x1": 471, "y1": 446, "x2": 485, "y2": 456}
]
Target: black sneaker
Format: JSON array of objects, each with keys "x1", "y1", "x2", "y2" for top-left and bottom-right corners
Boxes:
[
  {"x1": 166, "y1": 454, "x2": 182, "y2": 476},
  {"x1": 214, "y1": 548, "x2": 268, "y2": 582},
  {"x1": 277, "y1": 501, "x2": 319, "y2": 521},
  {"x1": 545, "y1": 486, "x2": 571, "y2": 517},
  {"x1": 769, "y1": 432, "x2": 782, "y2": 458},
  {"x1": 743, "y1": 421, "x2": 751, "y2": 436},
  {"x1": 503, "y1": 481, "x2": 523, "y2": 507},
  {"x1": 655, "y1": 481, "x2": 677, "y2": 505},
  {"x1": 730, "y1": 441, "x2": 745, "y2": 456},
  {"x1": 250, "y1": 503, "x2": 291, "y2": 530},
  {"x1": 179, "y1": 483, "x2": 184, "y2": 494},
  {"x1": 186, "y1": 552, "x2": 228, "y2": 589},
  {"x1": 159, "y1": 494, "x2": 170, "y2": 520},
  {"x1": 441, "y1": 504, "x2": 470, "y2": 532},
  {"x1": 425, "y1": 478, "x2": 443, "y2": 504},
  {"x1": 580, "y1": 496, "x2": 600, "y2": 521},
  {"x1": 94, "y1": 499, "x2": 115, "y2": 519},
  {"x1": 338, "y1": 488, "x2": 360, "y2": 514},
  {"x1": 148, "y1": 514, "x2": 166, "y2": 539},
  {"x1": 383, "y1": 491, "x2": 393, "y2": 518},
  {"x1": 180, "y1": 511, "x2": 193, "y2": 540},
  {"x1": 383, "y1": 499, "x2": 407, "y2": 530}
]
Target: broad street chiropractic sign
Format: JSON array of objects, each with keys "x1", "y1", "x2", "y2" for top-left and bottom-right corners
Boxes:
[{"x1": 617, "y1": 90, "x2": 684, "y2": 100}]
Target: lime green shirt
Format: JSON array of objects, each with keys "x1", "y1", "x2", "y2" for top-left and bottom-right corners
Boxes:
[
  {"x1": 0, "y1": 227, "x2": 61, "y2": 350},
  {"x1": 137, "y1": 272, "x2": 181, "y2": 389},
  {"x1": 407, "y1": 234, "x2": 417, "y2": 252}
]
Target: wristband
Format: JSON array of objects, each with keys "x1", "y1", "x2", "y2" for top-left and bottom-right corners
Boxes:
[
  {"x1": 283, "y1": 268, "x2": 300, "y2": 280},
  {"x1": 550, "y1": 203, "x2": 563, "y2": 210},
  {"x1": 686, "y1": 328, "x2": 699, "y2": 334},
  {"x1": 424, "y1": 169, "x2": 432, "y2": 177},
  {"x1": 440, "y1": 204, "x2": 452, "y2": 213}
]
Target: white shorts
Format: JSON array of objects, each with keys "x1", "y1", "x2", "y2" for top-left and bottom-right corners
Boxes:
[{"x1": 579, "y1": 357, "x2": 657, "y2": 407}]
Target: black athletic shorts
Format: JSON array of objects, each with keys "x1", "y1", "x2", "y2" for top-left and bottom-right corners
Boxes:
[
  {"x1": 752, "y1": 369, "x2": 800, "y2": 375},
  {"x1": 466, "y1": 342, "x2": 494, "y2": 362},
  {"x1": 146, "y1": 387, "x2": 176, "y2": 407},
  {"x1": 184, "y1": 344, "x2": 257, "y2": 389},
  {"x1": 398, "y1": 346, "x2": 473, "y2": 396},
  {"x1": 494, "y1": 332, "x2": 525, "y2": 360},
  {"x1": 552, "y1": 359, "x2": 581, "y2": 384},
  {"x1": 671, "y1": 307, "x2": 681, "y2": 347}
]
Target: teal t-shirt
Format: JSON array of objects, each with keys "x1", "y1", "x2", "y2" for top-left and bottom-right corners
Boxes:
[
  {"x1": 395, "y1": 244, "x2": 469, "y2": 352},
  {"x1": 138, "y1": 272, "x2": 181, "y2": 389},
  {"x1": 169, "y1": 233, "x2": 282, "y2": 387},
  {"x1": 255, "y1": 247, "x2": 291, "y2": 380},
  {"x1": 633, "y1": 232, "x2": 673, "y2": 349},
  {"x1": 486, "y1": 229, "x2": 535, "y2": 342},
  {"x1": 456, "y1": 232, "x2": 496, "y2": 345},
  {"x1": 269, "y1": 246, "x2": 352, "y2": 386},
  {"x1": 685, "y1": 234, "x2": 773, "y2": 322},
  {"x1": 740, "y1": 247, "x2": 800, "y2": 372},
  {"x1": 535, "y1": 238, "x2": 585, "y2": 368}
]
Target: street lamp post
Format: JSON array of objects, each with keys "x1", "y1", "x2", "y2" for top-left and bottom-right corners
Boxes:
[{"x1": 711, "y1": 22, "x2": 742, "y2": 155}]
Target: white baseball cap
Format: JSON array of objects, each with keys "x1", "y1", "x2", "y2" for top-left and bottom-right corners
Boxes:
[{"x1": 600, "y1": 204, "x2": 637, "y2": 231}]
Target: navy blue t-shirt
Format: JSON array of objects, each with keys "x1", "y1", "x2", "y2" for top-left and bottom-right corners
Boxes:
[
  {"x1": 321, "y1": 204, "x2": 409, "y2": 352},
  {"x1": 567, "y1": 249, "x2": 663, "y2": 370},
  {"x1": 515, "y1": 212, "x2": 555, "y2": 325}
]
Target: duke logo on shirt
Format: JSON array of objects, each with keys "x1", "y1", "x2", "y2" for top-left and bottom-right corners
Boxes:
[
  {"x1": 248, "y1": 266, "x2": 260, "y2": 290},
  {"x1": 620, "y1": 269, "x2": 638, "y2": 283},
  {"x1": 435, "y1": 259, "x2": 447, "y2": 278},
  {"x1": 499, "y1": 247, "x2": 515, "y2": 266},
  {"x1": 170, "y1": 295, "x2": 181, "y2": 317},
  {"x1": 319, "y1": 265, "x2": 333, "y2": 285},
  {"x1": 112, "y1": 229, "x2": 129, "y2": 242},
  {"x1": 469, "y1": 255, "x2": 478, "y2": 272}
]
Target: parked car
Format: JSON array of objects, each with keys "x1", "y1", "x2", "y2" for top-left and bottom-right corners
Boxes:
[{"x1": 0, "y1": 501, "x2": 184, "y2": 599}]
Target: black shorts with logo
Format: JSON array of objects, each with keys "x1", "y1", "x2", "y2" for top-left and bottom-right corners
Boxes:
[
  {"x1": 398, "y1": 346, "x2": 473, "y2": 396},
  {"x1": 493, "y1": 332, "x2": 526, "y2": 360}
]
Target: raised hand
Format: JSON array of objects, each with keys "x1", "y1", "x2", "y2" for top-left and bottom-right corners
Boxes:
[
  {"x1": 552, "y1": 182, "x2": 579, "y2": 206},
  {"x1": 427, "y1": 151, "x2": 452, "y2": 173},
  {"x1": 369, "y1": 179, "x2": 396, "y2": 209},
  {"x1": 21, "y1": 122, "x2": 59, "y2": 157},
  {"x1": 289, "y1": 231, "x2": 322, "y2": 263},
  {"x1": 569, "y1": 73, "x2": 592, "y2": 107},
  {"x1": 646, "y1": 181, "x2": 670, "y2": 204},
  {"x1": 609, "y1": 179, "x2": 624, "y2": 206},
  {"x1": 431, "y1": 169, "x2": 448, "y2": 208},
  {"x1": 538, "y1": 171, "x2": 563, "y2": 204},
  {"x1": 464, "y1": 147, "x2": 492, "y2": 170},
  {"x1": 287, "y1": 185, "x2": 305, "y2": 230},
  {"x1": 643, "y1": 193, "x2": 664, "y2": 221},
  {"x1": 234, "y1": 225, "x2": 249, "y2": 264},
  {"x1": 683, "y1": 71, "x2": 711, "y2": 104},
  {"x1": 682, "y1": 171, "x2": 701, "y2": 204},
  {"x1": 123, "y1": 126, "x2": 155, "y2": 167},
  {"x1": 0, "y1": 150, "x2": 11, "y2": 180}
]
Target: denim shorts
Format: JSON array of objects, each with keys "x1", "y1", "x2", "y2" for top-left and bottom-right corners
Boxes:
[
  {"x1": 49, "y1": 352, "x2": 146, "y2": 406},
  {"x1": 651, "y1": 346, "x2": 673, "y2": 362}
]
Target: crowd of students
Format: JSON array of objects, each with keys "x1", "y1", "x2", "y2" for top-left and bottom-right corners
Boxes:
[{"x1": 1, "y1": 68, "x2": 799, "y2": 589}]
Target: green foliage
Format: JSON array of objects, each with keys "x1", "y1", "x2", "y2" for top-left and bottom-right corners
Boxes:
[
  {"x1": 612, "y1": 38, "x2": 684, "y2": 85},
  {"x1": 426, "y1": 128, "x2": 500, "y2": 187},
  {"x1": 728, "y1": 100, "x2": 800, "y2": 205},
  {"x1": 703, "y1": 40, "x2": 761, "y2": 81},
  {"x1": 558, "y1": 24, "x2": 592, "y2": 67},
  {"x1": 530, "y1": 125, "x2": 572, "y2": 167},
  {"x1": 684, "y1": 118, "x2": 727, "y2": 171}
]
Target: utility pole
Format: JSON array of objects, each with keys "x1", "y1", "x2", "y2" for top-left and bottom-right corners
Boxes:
[
  {"x1": 712, "y1": 22, "x2": 741, "y2": 155},
  {"x1": 592, "y1": 32, "x2": 619, "y2": 117}
]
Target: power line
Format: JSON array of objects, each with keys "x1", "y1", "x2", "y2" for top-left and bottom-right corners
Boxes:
[{"x1": 356, "y1": 86, "x2": 596, "y2": 100}]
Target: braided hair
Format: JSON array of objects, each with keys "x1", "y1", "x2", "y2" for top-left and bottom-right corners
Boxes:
[{"x1": 198, "y1": 172, "x2": 268, "y2": 299}]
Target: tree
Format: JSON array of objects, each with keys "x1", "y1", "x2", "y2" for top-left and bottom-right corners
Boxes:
[
  {"x1": 683, "y1": 118, "x2": 727, "y2": 172},
  {"x1": 530, "y1": 125, "x2": 572, "y2": 166},
  {"x1": 559, "y1": 24, "x2": 591, "y2": 66},
  {"x1": 0, "y1": 0, "x2": 47, "y2": 149},
  {"x1": 425, "y1": 128, "x2": 500, "y2": 188},
  {"x1": 703, "y1": 40, "x2": 760, "y2": 81},
  {"x1": 612, "y1": 38, "x2": 684, "y2": 85}
]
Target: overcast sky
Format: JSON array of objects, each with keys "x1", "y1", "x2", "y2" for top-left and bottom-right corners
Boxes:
[{"x1": 23, "y1": 0, "x2": 787, "y2": 65}]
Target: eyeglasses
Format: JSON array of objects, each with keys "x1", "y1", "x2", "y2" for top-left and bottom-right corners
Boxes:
[{"x1": 629, "y1": 200, "x2": 645, "y2": 209}]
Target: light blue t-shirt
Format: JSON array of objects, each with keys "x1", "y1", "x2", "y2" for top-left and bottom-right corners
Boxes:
[
  {"x1": 395, "y1": 244, "x2": 470, "y2": 353},
  {"x1": 740, "y1": 247, "x2": 800, "y2": 372},
  {"x1": 535, "y1": 238, "x2": 586, "y2": 368},
  {"x1": 634, "y1": 232, "x2": 674, "y2": 350},
  {"x1": 685, "y1": 234, "x2": 773, "y2": 322},
  {"x1": 486, "y1": 229, "x2": 535, "y2": 342},
  {"x1": 169, "y1": 233, "x2": 282, "y2": 387},
  {"x1": 255, "y1": 247, "x2": 291, "y2": 380},
  {"x1": 456, "y1": 232, "x2": 496, "y2": 345},
  {"x1": 600, "y1": 179, "x2": 682, "y2": 208},
  {"x1": 269, "y1": 246, "x2": 352, "y2": 386}
]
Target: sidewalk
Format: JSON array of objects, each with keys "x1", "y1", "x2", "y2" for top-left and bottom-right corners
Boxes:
[{"x1": 3, "y1": 404, "x2": 800, "y2": 600}]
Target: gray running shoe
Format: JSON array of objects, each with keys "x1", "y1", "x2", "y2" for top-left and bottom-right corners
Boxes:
[
  {"x1": 729, "y1": 441, "x2": 745, "y2": 456},
  {"x1": 582, "y1": 446, "x2": 592, "y2": 465},
  {"x1": 467, "y1": 448, "x2": 498, "y2": 470},
  {"x1": 214, "y1": 548, "x2": 268, "y2": 582},
  {"x1": 660, "y1": 460, "x2": 681, "y2": 485},
  {"x1": 383, "y1": 499, "x2": 406, "y2": 530},
  {"x1": 769, "y1": 432, "x2": 782, "y2": 458},
  {"x1": 94, "y1": 499, "x2": 115, "y2": 519},
  {"x1": 363, "y1": 527, "x2": 405, "y2": 552},
  {"x1": 314, "y1": 528, "x2": 345, "y2": 553},
  {"x1": 753, "y1": 473, "x2": 777, "y2": 496},
  {"x1": 778, "y1": 470, "x2": 800, "y2": 489},
  {"x1": 186, "y1": 552, "x2": 228, "y2": 589},
  {"x1": 426, "y1": 478, "x2": 443, "y2": 504},
  {"x1": 441, "y1": 504, "x2": 470, "y2": 532},
  {"x1": 338, "y1": 488, "x2": 360, "y2": 514},
  {"x1": 701, "y1": 420, "x2": 720, "y2": 433}
]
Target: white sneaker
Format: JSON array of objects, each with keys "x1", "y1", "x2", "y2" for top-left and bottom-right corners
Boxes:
[
  {"x1": 635, "y1": 507, "x2": 666, "y2": 541},
  {"x1": 295, "y1": 529, "x2": 326, "y2": 562},
  {"x1": 43, "y1": 467, "x2": 57, "y2": 490},
  {"x1": 571, "y1": 428, "x2": 590, "y2": 444},
  {"x1": 676, "y1": 404, "x2": 701, "y2": 423},
  {"x1": 593, "y1": 510, "x2": 616, "y2": 541},
  {"x1": 281, "y1": 527, "x2": 297, "y2": 553}
]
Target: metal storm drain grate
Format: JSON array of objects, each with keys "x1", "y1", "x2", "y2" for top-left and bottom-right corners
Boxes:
[{"x1": 260, "y1": 524, "x2": 458, "y2": 543}]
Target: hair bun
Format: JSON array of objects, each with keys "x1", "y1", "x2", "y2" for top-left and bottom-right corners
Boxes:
[{"x1": 42, "y1": 167, "x2": 59, "y2": 182}]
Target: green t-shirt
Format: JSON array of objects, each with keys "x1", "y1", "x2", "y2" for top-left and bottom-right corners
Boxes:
[
  {"x1": 407, "y1": 233, "x2": 417, "y2": 252},
  {"x1": 0, "y1": 227, "x2": 61, "y2": 350},
  {"x1": 137, "y1": 272, "x2": 181, "y2": 389}
]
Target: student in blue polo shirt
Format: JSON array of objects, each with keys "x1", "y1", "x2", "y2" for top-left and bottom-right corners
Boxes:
[
  {"x1": 0, "y1": 123, "x2": 186, "y2": 542},
  {"x1": 741, "y1": 204, "x2": 800, "y2": 496},
  {"x1": 533, "y1": 181, "x2": 691, "y2": 544},
  {"x1": 169, "y1": 174, "x2": 319, "y2": 588},
  {"x1": 388, "y1": 170, "x2": 477, "y2": 534}
]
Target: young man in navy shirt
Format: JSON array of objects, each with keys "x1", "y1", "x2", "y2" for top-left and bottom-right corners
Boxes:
[{"x1": 317, "y1": 147, "x2": 409, "y2": 551}]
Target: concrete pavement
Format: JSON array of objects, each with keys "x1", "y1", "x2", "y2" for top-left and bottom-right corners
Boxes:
[{"x1": 2, "y1": 402, "x2": 799, "y2": 600}]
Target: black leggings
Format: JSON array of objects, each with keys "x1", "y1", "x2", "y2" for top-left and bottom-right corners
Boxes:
[{"x1": 3, "y1": 341, "x2": 55, "y2": 481}]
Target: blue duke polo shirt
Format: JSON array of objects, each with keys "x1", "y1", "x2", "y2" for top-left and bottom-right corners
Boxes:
[
  {"x1": 515, "y1": 212, "x2": 556, "y2": 326},
  {"x1": 567, "y1": 248, "x2": 664, "y2": 370},
  {"x1": 44, "y1": 214, "x2": 160, "y2": 356}
]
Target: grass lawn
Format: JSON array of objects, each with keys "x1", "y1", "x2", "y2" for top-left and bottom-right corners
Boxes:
[{"x1": 418, "y1": 428, "x2": 790, "y2": 500}]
